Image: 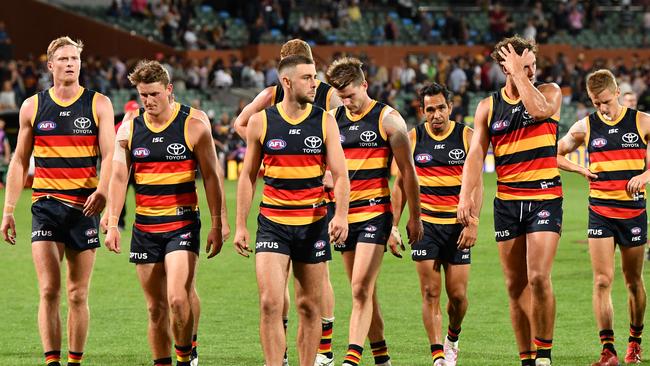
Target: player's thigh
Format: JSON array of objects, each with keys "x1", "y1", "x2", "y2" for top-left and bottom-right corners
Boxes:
[
  {"x1": 165, "y1": 250, "x2": 198, "y2": 296},
  {"x1": 64, "y1": 247, "x2": 96, "y2": 294},
  {"x1": 136, "y1": 262, "x2": 168, "y2": 306},
  {"x1": 32, "y1": 241, "x2": 65, "y2": 293},
  {"x1": 444, "y1": 262, "x2": 470, "y2": 300},
  {"x1": 526, "y1": 231, "x2": 560, "y2": 278},
  {"x1": 415, "y1": 259, "x2": 443, "y2": 299},
  {"x1": 588, "y1": 237, "x2": 616, "y2": 279},
  {"x1": 256, "y1": 252, "x2": 291, "y2": 303}
]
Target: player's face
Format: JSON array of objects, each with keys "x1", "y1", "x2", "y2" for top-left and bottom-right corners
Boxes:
[
  {"x1": 623, "y1": 94, "x2": 637, "y2": 109},
  {"x1": 589, "y1": 87, "x2": 621, "y2": 121},
  {"x1": 422, "y1": 94, "x2": 452, "y2": 133},
  {"x1": 336, "y1": 81, "x2": 368, "y2": 113},
  {"x1": 286, "y1": 64, "x2": 317, "y2": 104},
  {"x1": 136, "y1": 82, "x2": 173, "y2": 117},
  {"x1": 48, "y1": 45, "x2": 81, "y2": 84}
]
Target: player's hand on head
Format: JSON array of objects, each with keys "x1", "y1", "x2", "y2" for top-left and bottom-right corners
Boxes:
[
  {"x1": 206, "y1": 226, "x2": 224, "y2": 259},
  {"x1": 83, "y1": 190, "x2": 106, "y2": 216},
  {"x1": 328, "y1": 214, "x2": 348, "y2": 245},
  {"x1": 498, "y1": 43, "x2": 529, "y2": 76},
  {"x1": 104, "y1": 227, "x2": 121, "y2": 254},
  {"x1": 388, "y1": 225, "x2": 404, "y2": 258},
  {"x1": 1, "y1": 214, "x2": 16, "y2": 245},
  {"x1": 406, "y1": 217, "x2": 423, "y2": 245},
  {"x1": 233, "y1": 228, "x2": 252, "y2": 258}
]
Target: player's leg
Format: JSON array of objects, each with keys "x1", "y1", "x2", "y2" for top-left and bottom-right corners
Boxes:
[
  {"x1": 316, "y1": 262, "x2": 335, "y2": 365},
  {"x1": 415, "y1": 259, "x2": 444, "y2": 363},
  {"x1": 444, "y1": 261, "x2": 470, "y2": 366},
  {"x1": 257, "y1": 252, "x2": 291, "y2": 366},
  {"x1": 32, "y1": 242, "x2": 65, "y2": 365},
  {"x1": 620, "y1": 243, "x2": 646, "y2": 363},
  {"x1": 293, "y1": 261, "x2": 326, "y2": 366},
  {"x1": 165, "y1": 250, "x2": 197, "y2": 365},
  {"x1": 190, "y1": 277, "x2": 200, "y2": 365},
  {"x1": 64, "y1": 246, "x2": 97, "y2": 364},
  {"x1": 137, "y1": 263, "x2": 173, "y2": 365}
]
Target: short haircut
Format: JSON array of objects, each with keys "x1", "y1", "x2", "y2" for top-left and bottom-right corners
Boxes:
[
  {"x1": 47, "y1": 36, "x2": 84, "y2": 61},
  {"x1": 326, "y1": 57, "x2": 365, "y2": 90},
  {"x1": 128, "y1": 60, "x2": 170, "y2": 86},
  {"x1": 623, "y1": 91, "x2": 637, "y2": 97},
  {"x1": 419, "y1": 83, "x2": 452, "y2": 106},
  {"x1": 586, "y1": 69, "x2": 618, "y2": 95},
  {"x1": 277, "y1": 55, "x2": 314, "y2": 75},
  {"x1": 280, "y1": 39, "x2": 313, "y2": 60},
  {"x1": 491, "y1": 35, "x2": 538, "y2": 64}
]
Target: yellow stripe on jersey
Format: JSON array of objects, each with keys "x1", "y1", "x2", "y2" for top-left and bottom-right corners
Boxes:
[
  {"x1": 350, "y1": 187, "x2": 390, "y2": 201},
  {"x1": 31, "y1": 94, "x2": 38, "y2": 126},
  {"x1": 346, "y1": 157, "x2": 389, "y2": 171},
  {"x1": 348, "y1": 211, "x2": 383, "y2": 224},
  {"x1": 33, "y1": 177, "x2": 99, "y2": 190},
  {"x1": 493, "y1": 134, "x2": 556, "y2": 157},
  {"x1": 418, "y1": 175, "x2": 461, "y2": 187},
  {"x1": 589, "y1": 189, "x2": 644, "y2": 201},
  {"x1": 264, "y1": 165, "x2": 324, "y2": 179},
  {"x1": 135, "y1": 171, "x2": 195, "y2": 185},
  {"x1": 262, "y1": 195, "x2": 323, "y2": 207},
  {"x1": 261, "y1": 214, "x2": 325, "y2": 226},
  {"x1": 422, "y1": 216, "x2": 458, "y2": 224},
  {"x1": 260, "y1": 110, "x2": 268, "y2": 144},
  {"x1": 135, "y1": 205, "x2": 199, "y2": 216},
  {"x1": 92, "y1": 92, "x2": 100, "y2": 127},
  {"x1": 498, "y1": 167, "x2": 560, "y2": 183},
  {"x1": 590, "y1": 159, "x2": 646, "y2": 173},
  {"x1": 496, "y1": 192, "x2": 560, "y2": 200},
  {"x1": 33, "y1": 145, "x2": 99, "y2": 158},
  {"x1": 422, "y1": 202, "x2": 457, "y2": 213}
]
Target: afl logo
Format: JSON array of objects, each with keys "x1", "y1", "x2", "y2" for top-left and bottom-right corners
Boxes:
[
  {"x1": 267, "y1": 139, "x2": 286, "y2": 150},
  {"x1": 314, "y1": 240, "x2": 326, "y2": 250},
  {"x1": 360, "y1": 130, "x2": 377, "y2": 142},
  {"x1": 133, "y1": 147, "x2": 150, "y2": 158},
  {"x1": 415, "y1": 153, "x2": 433, "y2": 163},
  {"x1": 85, "y1": 228, "x2": 98, "y2": 237},
  {"x1": 304, "y1": 136, "x2": 322, "y2": 148},
  {"x1": 365, "y1": 225, "x2": 377, "y2": 232},
  {"x1": 74, "y1": 117, "x2": 92, "y2": 129},
  {"x1": 492, "y1": 120, "x2": 510, "y2": 131},
  {"x1": 537, "y1": 210, "x2": 551, "y2": 218},
  {"x1": 167, "y1": 143, "x2": 186, "y2": 156},
  {"x1": 449, "y1": 149, "x2": 465, "y2": 160},
  {"x1": 631, "y1": 227, "x2": 642, "y2": 235},
  {"x1": 37, "y1": 121, "x2": 57, "y2": 131},
  {"x1": 180, "y1": 232, "x2": 192, "y2": 239},
  {"x1": 591, "y1": 138, "x2": 607, "y2": 148},
  {"x1": 339, "y1": 134, "x2": 346, "y2": 143},
  {"x1": 622, "y1": 133, "x2": 639, "y2": 143}
]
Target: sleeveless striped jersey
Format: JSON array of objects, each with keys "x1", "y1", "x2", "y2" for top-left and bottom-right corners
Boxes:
[
  {"x1": 260, "y1": 103, "x2": 328, "y2": 225},
  {"x1": 335, "y1": 100, "x2": 393, "y2": 223},
  {"x1": 587, "y1": 107, "x2": 647, "y2": 219},
  {"x1": 273, "y1": 80, "x2": 335, "y2": 111},
  {"x1": 129, "y1": 104, "x2": 199, "y2": 233},
  {"x1": 32, "y1": 87, "x2": 100, "y2": 206},
  {"x1": 413, "y1": 121, "x2": 469, "y2": 224},
  {"x1": 488, "y1": 88, "x2": 562, "y2": 200}
]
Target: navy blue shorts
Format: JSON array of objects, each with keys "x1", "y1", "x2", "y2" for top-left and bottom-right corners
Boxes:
[
  {"x1": 588, "y1": 208, "x2": 647, "y2": 247},
  {"x1": 31, "y1": 198, "x2": 100, "y2": 251},
  {"x1": 130, "y1": 221, "x2": 201, "y2": 264},
  {"x1": 255, "y1": 214, "x2": 331, "y2": 263},
  {"x1": 493, "y1": 198, "x2": 562, "y2": 242},
  {"x1": 411, "y1": 222, "x2": 470, "y2": 264}
]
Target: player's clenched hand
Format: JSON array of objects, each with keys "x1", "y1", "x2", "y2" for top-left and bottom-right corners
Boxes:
[
  {"x1": 457, "y1": 219, "x2": 478, "y2": 249},
  {"x1": 233, "y1": 228, "x2": 252, "y2": 258},
  {"x1": 1, "y1": 214, "x2": 16, "y2": 245},
  {"x1": 104, "y1": 227, "x2": 121, "y2": 254},
  {"x1": 388, "y1": 225, "x2": 405, "y2": 258},
  {"x1": 83, "y1": 190, "x2": 106, "y2": 217},
  {"x1": 627, "y1": 172, "x2": 650, "y2": 194},
  {"x1": 328, "y1": 214, "x2": 348, "y2": 245},
  {"x1": 406, "y1": 217, "x2": 423, "y2": 245},
  {"x1": 580, "y1": 167, "x2": 598, "y2": 181},
  {"x1": 206, "y1": 226, "x2": 223, "y2": 259}
]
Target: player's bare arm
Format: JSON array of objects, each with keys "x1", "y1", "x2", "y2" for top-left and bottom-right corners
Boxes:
[
  {"x1": 457, "y1": 128, "x2": 482, "y2": 249},
  {"x1": 188, "y1": 116, "x2": 224, "y2": 258},
  {"x1": 499, "y1": 44, "x2": 562, "y2": 121},
  {"x1": 233, "y1": 86, "x2": 274, "y2": 138},
  {"x1": 84, "y1": 93, "x2": 115, "y2": 217},
  {"x1": 627, "y1": 111, "x2": 650, "y2": 193},
  {"x1": 383, "y1": 110, "x2": 423, "y2": 244},
  {"x1": 557, "y1": 118, "x2": 597, "y2": 180},
  {"x1": 324, "y1": 113, "x2": 349, "y2": 245},
  {"x1": 104, "y1": 121, "x2": 132, "y2": 254},
  {"x1": 1, "y1": 96, "x2": 36, "y2": 244},
  {"x1": 387, "y1": 128, "x2": 415, "y2": 257},
  {"x1": 233, "y1": 111, "x2": 264, "y2": 257},
  {"x1": 458, "y1": 98, "x2": 490, "y2": 226}
]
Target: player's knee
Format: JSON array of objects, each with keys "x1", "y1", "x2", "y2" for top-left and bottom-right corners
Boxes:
[
  {"x1": 294, "y1": 297, "x2": 319, "y2": 320},
  {"x1": 168, "y1": 293, "x2": 191, "y2": 314},
  {"x1": 259, "y1": 294, "x2": 283, "y2": 316},
  {"x1": 67, "y1": 286, "x2": 89, "y2": 307},
  {"x1": 528, "y1": 271, "x2": 551, "y2": 293},
  {"x1": 147, "y1": 300, "x2": 168, "y2": 324},
  {"x1": 504, "y1": 277, "x2": 527, "y2": 299},
  {"x1": 447, "y1": 288, "x2": 467, "y2": 307},
  {"x1": 421, "y1": 285, "x2": 441, "y2": 306},
  {"x1": 593, "y1": 273, "x2": 613, "y2": 291},
  {"x1": 625, "y1": 276, "x2": 645, "y2": 295},
  {"x1": 351, "y1": 283, "x2": 373, "y2": 304},
  {"x1": 40, "y1": 284, "x2": 60, "y2": 303}
]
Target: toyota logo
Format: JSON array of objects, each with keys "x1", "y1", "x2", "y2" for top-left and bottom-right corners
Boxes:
[
  {"x1": 304, "y1": 136, "x2": 322, "y2": 149},
  {"x1": 74, "y1": 117, "x2": 91, "y2": 129},
  {"x1": 360, "y1": 131, "x2": 377, "y2": 142},
  {"x1": 167, "y1": 143, "x2": 186, "y2": 155},
  {"x1": 448, "y1": 149, "x2": 465, "y2": 160},
  {"x1": 622, "y1": 133, "x2": 639, "y2": 143}
]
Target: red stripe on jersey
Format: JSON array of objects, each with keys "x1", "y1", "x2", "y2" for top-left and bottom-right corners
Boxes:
[
  {"x1": 134, "y1": 160, "x2": 196, "y2": 174},
  {"x1": 491, "y1": 121, "x2": 557, "y2": 146},
  {"x1": 421, "y1": 194, "x2": 459, "y2": 206},
  {"x1": 263, "y1": 185, "x2": 324, "y2": 201},
  {"x1": 590, "y1": 179, "x2": 630, "y2": 192},
  {"x1": 495, "y1": 157, "x2": 558, "y2": 178},
  {"x1": 350, "y1": 178, "x2": 388, "y2": 191},
  {"x1": 135, "y1": 220, "x2": 194, "y2": 233},
  {"x1": 34, "y1": 135, "x2": 97, "y2": 147},
  {"x1": 344, "y1": 147, "x2": 390, "y2": 159},
  {"x1": 497, "y1": 184, "x2": 563, "y2": 198},
  {"x1": 34, "y1": 166, "x2": 97, "y2": 179},
  {"x1": 590, "y1": 205, "x2": 645, "y2": 219},
  {"x1": 348, "y1": 203, "x2": 391, "y2": 215},
  {"x1": 263, "y1": 154, "x2": 325, "y2": 167},
  {"x1": 260, "y1": 206, "x2": 327, "y2": 218},
  {"x1": 416, "y1": 165, "x2": 463, "y2": 177},
  {"x1": 589, "y1": 148, "x2": 646, "y2": 163},
  {"x1": 136, "y1": 192, "x2": 198, "y2": 207}
]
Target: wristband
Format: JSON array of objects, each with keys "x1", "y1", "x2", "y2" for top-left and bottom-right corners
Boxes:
[
  {"x1": 391, "y1": 226, "x2": 402, "y2": 241},
  {"x1": 107, "y1": 215, "x2": 119, "y2": 227},
  {"x1": 211, "y1": 215, "x2": 221, "y2": 229}
]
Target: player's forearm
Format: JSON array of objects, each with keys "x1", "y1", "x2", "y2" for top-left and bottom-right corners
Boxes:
[
  {"x1": 459, "y1": 151, "x2": 484, "y2": 202},
  {"x1": 390, "y1": 176, "x2": 407, "y2": 225},
  {"x1": 216, "y1": 160, "x2": 228, "y2": 218},
  {"x1": 235, "y1": 176, "x2": 254, "y2": 228},
  {"x1": 471, "y1": 177, "x2": 484, "y2": 219},
  {"x1": 96, "y1": 155, "x2": 113, "y2": 195},
  {"x1": 3, "y1": 158, "x2": 26, "y2": 209},
  {"x1": 202, "y1": 170, "x2": 223, "y2": 222},
  {"x1": 332, "y1": 174, "x2": 349, "y2": 218},
  {"x1": 511, "y1": 73, "x2": 555, "y2": 120},
  {"x1": 401, "y1": 167, "x2": 421, "y2": 219},
  {"x1": 557, "y1": 154, "x2": 585, "y2": 174},
  {"x1": 107, "y1": 164, "x2": 128, "y2": 219}
]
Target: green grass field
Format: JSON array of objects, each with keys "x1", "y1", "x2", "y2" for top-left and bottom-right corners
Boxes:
[{"x1": 0, "y1": 172, "x2": 648, "y2": 365}]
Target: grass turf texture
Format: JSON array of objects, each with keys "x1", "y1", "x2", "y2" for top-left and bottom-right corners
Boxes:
[{"x1": 0, "y1": 172, "x2": 648, "y2": 365}]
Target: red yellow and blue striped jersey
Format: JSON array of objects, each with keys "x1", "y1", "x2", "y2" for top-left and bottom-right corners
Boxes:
[
  {"x1": 335, "y1": 100, "x2": 392, "y2": 223},
  {"x1": 586, "y1": 107, "x2": 647, "y2": 219},
  {"x1": 128, "y1": 103, "x2": 199, "y2": 233},
  {"x1": 260, "y1": 103, "x2": 328, "y2": 225},
  {"x1": 488, "y1": 88, "x2": 562, "y2": 200},
  {"x1": 412, "y1": 121, "x2": 469, "y2": 224},
  {"x1": 32, "y1": 87, "x2": 101, "y2": 206}
]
